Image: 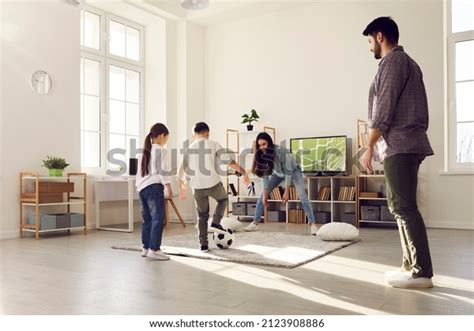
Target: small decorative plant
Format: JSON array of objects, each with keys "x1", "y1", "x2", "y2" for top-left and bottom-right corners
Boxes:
[
  {"x1": 42, "y1": 156, "x2": 70, "y2": 177},
  {"x1": 241, "y1": 109, "x2": 260, "y2": 131}
]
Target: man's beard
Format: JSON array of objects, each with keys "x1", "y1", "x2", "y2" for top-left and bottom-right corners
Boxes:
[{"x1": 373, "y1": 41, "x2": 382, "y2": 59}]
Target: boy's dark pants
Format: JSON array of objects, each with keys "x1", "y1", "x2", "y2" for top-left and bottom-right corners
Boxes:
[
  {"x1": 384, "y1": 153, "x2": 433, "y2": 278},
  {"x1": 193, "y1": 182, "x2": 228, "y2": 246}
]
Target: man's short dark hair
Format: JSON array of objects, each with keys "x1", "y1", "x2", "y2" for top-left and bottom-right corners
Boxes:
[
  {"x1": 363, "y1": 16, "x2": 399, "y2": 45},
  {"x1": 194, "y1": 122, "x2": 210, "y2": 134}
]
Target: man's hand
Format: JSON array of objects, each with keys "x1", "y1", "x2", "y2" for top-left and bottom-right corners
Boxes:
[{"x1": 363, "y1": 146, "x2": 374, "y2": 174}]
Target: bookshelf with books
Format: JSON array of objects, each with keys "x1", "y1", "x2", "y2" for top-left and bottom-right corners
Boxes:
[
  {"x1": 307, "y1": 176, "x2": 358, "y2": 225},
  {"x1": 259, "y1": 176, "x2": 359, "y2": 225},
  {"x1": 331, "y1": 176, "x2": 358, "y2": 226}
]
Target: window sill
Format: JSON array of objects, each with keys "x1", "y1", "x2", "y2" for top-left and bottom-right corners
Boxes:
[{"x1": 439, "y1": 170, "x2": 474, "y2": 176}]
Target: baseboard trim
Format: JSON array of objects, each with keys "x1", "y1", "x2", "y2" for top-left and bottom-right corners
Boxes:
[
  {"x1": 426, "y1": 222, "x2": 473, "y2": 230},
  {"x1": 0, "y1": 230, "x2": 20, "y2": 240},
  {"x1": 0, "y1": 222, "x2": 96, "y2": 240},
  {"x1": 2, "y1": 220, "x2": 468, "y2": 240}
]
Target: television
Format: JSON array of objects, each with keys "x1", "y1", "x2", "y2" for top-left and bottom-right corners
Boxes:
[{"x1": 290, "y1": 135, "x2": 347, "y2": 175}]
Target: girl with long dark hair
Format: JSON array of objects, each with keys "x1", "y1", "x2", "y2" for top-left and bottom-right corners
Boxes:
[
  {"x1": 244, "y1": 132, "x2": 318, "y2": 235},
  {"x1": 136, "y1": 123, "x2": 173, "y2": 260}
]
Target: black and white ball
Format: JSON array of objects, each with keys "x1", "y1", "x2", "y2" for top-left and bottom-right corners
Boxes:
[{"x1": 213, "y1": 228, "x2": 234, "y2": 249}]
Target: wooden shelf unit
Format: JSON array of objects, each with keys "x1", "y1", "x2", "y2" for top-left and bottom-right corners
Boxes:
[
  {"x1": 356, "y1": 174, "x2": 396, "y2": 228},
  {"x1": 306, "y1": 176, "x2": 358, "y2": 225},
  {"x1": 229, "y1": 173, "x2": 359, "y2": 225},
  {"x1": 225, "y1": 126, "x2": 276, "y2": 222},
  {"x1": 20, "y1": 172, "x2": 87, "y2": 239}
]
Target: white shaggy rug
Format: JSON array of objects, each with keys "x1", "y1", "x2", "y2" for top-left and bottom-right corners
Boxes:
[
  {"x1": 112, "y1": 231, "x2": 359, "y2": 268},
  {"x1": 112, "y1": 232, "x2": 360, "y2": 269}
]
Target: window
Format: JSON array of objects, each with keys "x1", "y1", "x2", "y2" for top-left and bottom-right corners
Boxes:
[
  {"x1": 80, "y1": 7, "x2": 144, "y2": 172},
  {"x1": 107, "y1": 64, "x2": 141, "y2": 168},
  {"x1": 109, "y1": 20, "x2": 141, "y2": 61},
  {"x1": 80, "y1": 57, "x2": 102, "y2": 168},
  {"x1": 448, "y1": 0, "x2": 474, "y2": 169},
  {"x1": 81, "y1": 10, "x2": 101, "y2": 51}
]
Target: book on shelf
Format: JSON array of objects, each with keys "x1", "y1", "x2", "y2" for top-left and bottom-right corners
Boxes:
[
  {"x1": 288, "y1": 208, "x2": 306, "y2": 223},
  {"x1": 338, "y1": 187, "x2": 344, "y2": 201},
  {"x1": 337, "y1": 186, "x2": 356, "y2": 201},
  {"x1": 270, "y1": 187, "x2": 284, "y2": 200},
  {"x1": 288, "y1": 186, "x2": 298, "y2": 200},
  {"x1": 269, "y1": 186, "x2": 299, "y2": 200},
  {"x1": 317, "y1": 186, "x2": 331, "y2": 200}
]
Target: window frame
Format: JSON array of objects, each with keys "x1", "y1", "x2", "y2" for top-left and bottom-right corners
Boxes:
[
  {"x1": 80, "y1": 5, "x2": 145, "y2": 174},
  {"x1": 105, "y1": 58, "x2": 145, "y2": 171},
  {"x1": 446, "y1": 0, "x2": 474, "y2": 171},
  {"x1": 80, "y1": 52, "x2": 106, "y2": 173},
  {"x1": 106, "y1": 13, "x2": 145, "y2": 67},
  {"x1": 80, "y1": 6, "x2": 105, "y2": 56}
]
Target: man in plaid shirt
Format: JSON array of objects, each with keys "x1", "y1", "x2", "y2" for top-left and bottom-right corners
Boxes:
[{"x1": 362, "y1": 17, "x2": 434, "y2": 289}]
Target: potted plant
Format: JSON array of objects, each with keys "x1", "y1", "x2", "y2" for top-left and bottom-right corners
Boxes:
[
  {"x1": 42, "y1": 156, "x2": 70, "y2": 177},
  {"x1": 241, "y1": 109, "x2": 260, "y2": 131}
]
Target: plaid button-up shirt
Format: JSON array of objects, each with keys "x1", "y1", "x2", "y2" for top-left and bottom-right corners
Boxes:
[{"x1": 368, "y1": 46, "x2": 434, "y2": 161}]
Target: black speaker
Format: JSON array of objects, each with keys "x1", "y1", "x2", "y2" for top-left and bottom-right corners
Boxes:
[{"x1": 129, "y1": 158, "x2": 138, "y2": 175}]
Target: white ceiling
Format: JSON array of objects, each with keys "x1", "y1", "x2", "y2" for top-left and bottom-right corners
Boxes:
[{"x1": 142, "y1": 0, "x2": 312, "y2": 26}]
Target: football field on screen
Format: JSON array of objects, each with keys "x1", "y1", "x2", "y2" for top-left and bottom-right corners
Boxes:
[{"x1": 291, "y1": 137, "x2": 346, "y2": 172}]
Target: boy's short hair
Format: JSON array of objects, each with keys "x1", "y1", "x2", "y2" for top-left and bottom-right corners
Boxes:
[{"x1": 194, "y1": 122, "x2": 210, "y2": 134}]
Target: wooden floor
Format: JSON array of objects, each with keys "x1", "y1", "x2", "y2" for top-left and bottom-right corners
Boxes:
[{"x1": 1, "y1": 223, "x2": 473, "y2": 315}]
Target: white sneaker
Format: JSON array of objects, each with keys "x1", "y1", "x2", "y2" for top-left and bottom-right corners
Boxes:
[
  {"x1": 243, "y1": 222, "x2": 259, "y2": 232},
  {"x1": 147, "y1": 250, "x2": 170, "y2": 261},
  {"x1": 385, "y1": 269, "x2": 411, "y2": 280},
  {"x1": 387, "y1": 275, "x2": 433, "y2": 288},
  {"x1": 310, "y1": 223, "x2": 318, "y2": 235},
  {"x1": 141, "y1": 247, "x2": 149, "y2": 257}
]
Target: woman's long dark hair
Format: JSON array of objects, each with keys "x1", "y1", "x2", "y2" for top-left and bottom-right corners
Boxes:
[
  {"x1": 141, "y1": 123, "x2": 169, "y2": 177},
  {"x1": 252, "y1": 132, "x2": 276, "y2": 178}
]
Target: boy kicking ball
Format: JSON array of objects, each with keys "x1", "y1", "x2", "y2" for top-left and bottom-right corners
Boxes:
[{"x1": 178, "y1": 122, "x2": 250, "y2": 252}]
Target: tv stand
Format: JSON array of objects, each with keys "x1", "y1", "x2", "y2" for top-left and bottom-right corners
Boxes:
[{"x1": 306, "y1": 171, "x2": 348, "y2": 177}]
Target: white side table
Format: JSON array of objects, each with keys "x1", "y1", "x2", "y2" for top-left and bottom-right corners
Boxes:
[{"x1": 95, "y1": 175, "x2": 137, "y2": 232}]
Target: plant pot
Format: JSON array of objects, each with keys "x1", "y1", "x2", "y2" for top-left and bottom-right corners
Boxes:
[
  {"x1": 246, "y1": 124, "x2": 254, "y2": 131},
  {"x1": 48, "y1": 169, "x2": 64, "y2": 177}
]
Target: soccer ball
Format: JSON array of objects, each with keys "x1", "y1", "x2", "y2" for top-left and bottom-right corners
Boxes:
[{"x1": 213, "y1": 228, "x2": 234, "y2": 249}]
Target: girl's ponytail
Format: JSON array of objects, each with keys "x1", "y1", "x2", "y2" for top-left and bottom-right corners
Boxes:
[
  {"x1": 141, "y1": 123, "x2": 169, "y2": 177},
  {"x1": 141, "y1": 133, "x2": 152, "y2": 177}
]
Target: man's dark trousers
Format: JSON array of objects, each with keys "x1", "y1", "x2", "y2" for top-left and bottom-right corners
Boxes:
[{"x1": 384, "y1": 153, "x2": 433, "y2": 278}]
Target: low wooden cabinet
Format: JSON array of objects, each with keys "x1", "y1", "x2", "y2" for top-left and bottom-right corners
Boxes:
[{"x1": 20, "y1": 172, "x2": 87, "y2": 239}]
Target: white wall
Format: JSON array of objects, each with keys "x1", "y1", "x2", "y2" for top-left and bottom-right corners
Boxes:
[
  {"x1": 0, "y1": 0, "x2": 81, "y2": 238},
  {"x1": 186, "y1": 22, "x2": 206, "y2": 133},
  {"x1": 0, "y1": 1, "x2": 193, "y2": 237},
  {"x1": 204, "y1": 0, "x2": 474, "y2": 229},
  {"x1": 168, "y1": 20, "x2": 206, "y2": 222}
]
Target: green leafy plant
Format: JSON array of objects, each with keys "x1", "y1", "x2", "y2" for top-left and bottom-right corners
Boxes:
[
  {"x1": 41, "y1": 156, "x2": 70, "y2": 170},
  {"x1": 241, "y1": 109, "x2": 260, "y2": 126}
]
